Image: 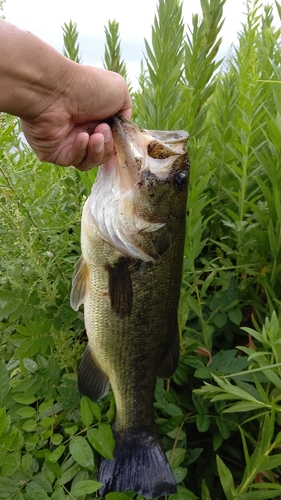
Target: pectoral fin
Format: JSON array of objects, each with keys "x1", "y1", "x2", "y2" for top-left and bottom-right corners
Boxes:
[
  {"x1": 105, "y1": 257, "x2": 133, "y2": 318},
  {"x1": 78, "y1": 345, "x2": 109, "y2": 401},
  {"x1": 70, "y1": 256, "x2": 89, "y2": 311},
  {"x1": 158, "y1": 318, "x2": 179, "y2": 379}
]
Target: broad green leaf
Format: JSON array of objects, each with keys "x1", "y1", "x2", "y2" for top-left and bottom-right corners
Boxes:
[
  {"x1": 105, "y1": 494, "x2": 131, "y2": 500},
  {"x1": 1, "y1": 451, "x2": 21, "y2": 477},
  {"x1": 22, "y1": 453, "x2": 33, "y2": 472},
  {"x1": 59, "y1": 463, "x2": 80, "y2": 485},
  {"x1": 172, "y1": 466, "x2": 188, "y2": 483},
  {"x1": 0, "y1": 477, "x2": 18, "y2": 498},
  {"x1": 40, "y1": 417, "x2": 55, "y2": 428},
  {"x1": 71, "y1": 480, "x2": 102, "y2": 496},
  {"x1": 21, "y1": 419, "x2": 37, "y2": 432},
  {"x1": 6, "y1": 427, "x2": 24, "y2": 450},
  {"x1": 87, "y1": 423, "x2": 115, "y2": 460},
  {"x1": 48, "y1": 445, "x2": 66, "y2": 463},
  {"x1": 69, "y1": 436, "x2": 94, "y2": 468},
  {"x1": 64, "y1": 425, "x2": 78, "y2": 435},
  {"x1": 12, "y1": 394, "x2": 36, "y2": 405},
  {"x1": 16, "y1": 407, "x2": 36, "y2": 418},
  {"x1": 196, "y1": 413, "x2": 210, "y2": 432},
  {"x1": 80, "y1": 396, "x2": 93, "y2": 427},
  {"x1": 23, "y1": 358, "x2": 38, "y2": 373},
  {"x1": 51, "y1": 434, "x2": 63, "y2": 446},
  {"x1": 50, "y1": 487, "x2": 67, "y2": 500},
  {"x1": 228, "y1": 307, "x2": 242, "y2": 325},
  {"x1": 156, "y1": 416, "x2": 184, "y2": 434},
  {"x1": 168, "y1": 486, "x2": 197, "y2": 500},
  {"x1": 166, "y1": 448, "x2": 186, "y2": 468}
]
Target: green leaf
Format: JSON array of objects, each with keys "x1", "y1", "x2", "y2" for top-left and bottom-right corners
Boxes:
[
  {"x1": 105, "y1": 494, "x2": 131, "y2": 500},
  {"x1": 172, "y1": 466, "x2": 188, "y2": 483},
  {"x1": 212, "y1": 312, "x2": 228, "y2": 328},
  {"x1": 48, "y1": 445, "x2": 66, "y2": 463},
  {"x1": 0, "y1": 408, "x2": 8, "y2": 438},
  {"x1": 216, "y1": 455, "x2": 235, "y2": 500},
  {"x1": 22, "y1": 453, "x2": 33, "y2": 472},
  {"x1": 23, "y1": 358, "x2": 38, "y2": 373},
  {"x1": 87, "y1": 423, "x2": 115, "y2": 460},
  {"x1": 69, "y1": 436, "x2": 95, "y2": 468},
  {"x1": 80, "y1": 396, "x2": 93, "y2": 427},
  {"x1": 201, "y1": 479, "x2": 212, "y2": 500},
  {"x1": 50, "y1": 487, "x2": 66, "y2": 500},
  {"x1": 59, "y1": 463, "x2": 80, "y2": 485},
  {"x1": 16, "y1": 407, "x2": 36, "y2": 418},
  {"x1": 168, "y1": 486, "x2": 198, "y2": 500},
  {"x1": 21, "y1": 419, "x2": 37, "y2": 432},
  {"x1": 166, "y1": 448, "x2": 186, "y2": 468},
  {"x1": 196, "y1": 413, "x2": 210, "y2": 432},
  {"x1": 51, "y1": 434, "x2": 63, "y2": 446},
  {"x1": 6, "y1": 427, "x2": 24, "y2": 450},
  {"x1": 71, "y1": 480, "x2": 102, "y2": 495},
  {"x1": 1, "y1": 451, "x2": 21, "y2": 477},
  {"x1": 0, "y1": 477, "x2": 18, "y2": 498},
  {"x1": 0, "y1": 362, "x2": 9, "y2": 404},
  {"x1": 228, "y1": 307, "x2": 242, "y2": 325}
]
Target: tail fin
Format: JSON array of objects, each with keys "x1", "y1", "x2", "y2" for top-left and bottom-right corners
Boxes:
[{"x1": 98, "y1": 430, "x2": 177, "y2": 499}]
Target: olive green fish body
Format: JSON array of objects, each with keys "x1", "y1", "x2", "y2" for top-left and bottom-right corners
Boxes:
[{"x1": 71, "y1": 115, "x2": 189, "y2": 498}]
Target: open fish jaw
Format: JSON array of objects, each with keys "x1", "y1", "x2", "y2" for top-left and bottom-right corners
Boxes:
[{"x1": 87, "y1": 115, "x2": 189, "y2": 261}]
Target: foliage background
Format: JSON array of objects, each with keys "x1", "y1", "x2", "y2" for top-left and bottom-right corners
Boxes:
[{"x1": 1, "y1": 0, "x2": 281, "y2": 498}]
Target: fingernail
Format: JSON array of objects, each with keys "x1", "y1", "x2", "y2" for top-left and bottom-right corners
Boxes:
[
  {"x1": 100, "y1": 127, "x2": 111, "y2": 143},
  {"x1": 94, "y1": 139, "x2": 104, "y2": 153},
  {"x1": 81, "y1": 136, "x2": 88, "y2": 150}
]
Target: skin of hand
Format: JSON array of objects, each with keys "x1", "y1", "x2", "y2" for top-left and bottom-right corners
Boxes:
[
  {"x1": 21, "y1": 67, "x2": 132, "y2": 171},
  {"x1": 0, "y1": 21, "x2": 132, "y2": 170}
]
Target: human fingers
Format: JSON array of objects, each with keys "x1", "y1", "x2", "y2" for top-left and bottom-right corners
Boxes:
[{"x1": 72, "y1": 124, "x2": 114, "y2": 171}]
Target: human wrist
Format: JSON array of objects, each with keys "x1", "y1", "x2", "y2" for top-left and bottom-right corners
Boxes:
[{"x1": 0, "y1": 20, "x2": 75, "y2": 120}]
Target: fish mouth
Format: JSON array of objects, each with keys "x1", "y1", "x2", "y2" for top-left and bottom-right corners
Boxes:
[
  {"x1": 87, "y1": 115, "x2": 189, "y2": 261},
  {"x1": 111, "y1": 114, "x2": 189, "y2": 179}
]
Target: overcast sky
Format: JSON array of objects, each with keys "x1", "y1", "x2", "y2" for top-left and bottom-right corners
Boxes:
[{"x1": 3, "y1": 0, "x2": 280, "y2": 86}]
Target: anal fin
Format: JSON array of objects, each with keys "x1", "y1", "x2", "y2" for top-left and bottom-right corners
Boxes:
[{"x1": 78, "y1": 345, "x2": 109, "y2": 401}]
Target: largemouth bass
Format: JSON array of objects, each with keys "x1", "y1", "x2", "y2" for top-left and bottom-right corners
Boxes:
[{"x1": 70, "y1": 115, "x2": 189, "y2": 498}]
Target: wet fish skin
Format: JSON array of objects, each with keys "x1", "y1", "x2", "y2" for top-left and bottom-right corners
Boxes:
[{"x1": 70, "y1": 115, "x2": 189, "y2": 498}]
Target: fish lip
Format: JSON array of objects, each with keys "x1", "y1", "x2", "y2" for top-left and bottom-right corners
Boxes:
[
  {"x1": 114, "y1": 113, "x2": 189, "y2": 144},
  {"x1": 111, "y1": 114, "x2": 189, "y2": 177}
]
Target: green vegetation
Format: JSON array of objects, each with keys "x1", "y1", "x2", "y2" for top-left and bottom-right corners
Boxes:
[{"x1": 1, "y1": 0, "x2": 281, "y2": 498}]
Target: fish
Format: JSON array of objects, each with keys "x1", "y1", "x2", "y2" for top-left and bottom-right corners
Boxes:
[{"x1": 70, "y1": 115, "x2": 189, "y2": 499}]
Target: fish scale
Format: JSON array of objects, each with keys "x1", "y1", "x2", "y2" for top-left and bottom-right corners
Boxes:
[{"x1": 70, "y1": 114, "x2": 189, "y2": 498}]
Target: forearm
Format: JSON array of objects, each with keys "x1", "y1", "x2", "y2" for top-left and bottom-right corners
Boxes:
[{"x1": 0, "y1": 20, "x2": 74, "y2": 120}]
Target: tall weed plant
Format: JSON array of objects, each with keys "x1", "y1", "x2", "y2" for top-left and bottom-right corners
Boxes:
[{"x1": 1, "y1": 0, "x2": 281, "y2": 498}]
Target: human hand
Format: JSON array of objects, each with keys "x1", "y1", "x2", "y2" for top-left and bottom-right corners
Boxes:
[{"x1": 20, "y1": 66, "x2": 132, "y2": 171}]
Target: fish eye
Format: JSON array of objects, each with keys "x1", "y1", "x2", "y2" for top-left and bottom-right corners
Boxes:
[{"x1": 173, "y1": 171, "x2": 187, "y2": 191}]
